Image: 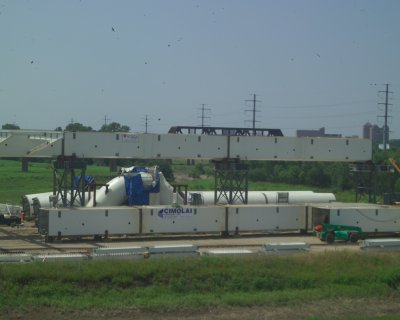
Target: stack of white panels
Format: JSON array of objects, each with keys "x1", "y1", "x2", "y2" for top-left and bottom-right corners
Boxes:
[
  {"x1": 202, "y1": 249, "x2": 255, "y2": 256},
  {"x1": 0, "y1": 253, "x2": 32, "y2": 263},
  {"x1": 148, "y1": 244, "x2": 198, "y2": 257},
  {"x1": 92, "y1": 246, "x2": 146, "y2": 260},
  {"x1": 262, "y1": 242, "x2": 310, "y2": 254},
  {"x1": 360, "y1": 239, "x2": 400, "y2": 251},
  {"x1": 32, "y1": 254, "x2": 88, "y2": 262}
]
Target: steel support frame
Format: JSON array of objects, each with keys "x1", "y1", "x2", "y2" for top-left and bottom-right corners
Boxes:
[
  {"x1": 52, "y1": 156, "x2": 87, "y2": 207},
  {"x1": 212, "y1": 159, "x2": 249, "y2": 205},
  {"x1": 354, "y1": 169, "x2": 376, "y2": 203},
  {"x1": 172, "y1": 184, "x2": 188, "y2": 205},
  {"x1": 351, "y1": 163, "x2": 394, "y2": 204}
]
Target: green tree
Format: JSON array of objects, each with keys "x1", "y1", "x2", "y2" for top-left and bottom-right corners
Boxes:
[
  {"x1": 395, "y1": 179, "x2": 400, "y2": 192},
  {"x1": 158, "y1": 160, "x2": 175, "y2": 182},
  {"x1": 248, "y1": 167, "x2": 269, "y2": 182},
  {"x1": 303, "y1": 163, "x2": 331, "y2": 187},
  {"x1": 65, "y1": 123, "x2": 93, "y2": 132},
  {"x1": 99, "y1": 122, "x2": 130, "y2": 132},
  {"x1": 2, "y1": 123, "x2": 20, "y2": 130},
  {"x1": 327, "y1": 163, "x2": 353, "y2": 191}
]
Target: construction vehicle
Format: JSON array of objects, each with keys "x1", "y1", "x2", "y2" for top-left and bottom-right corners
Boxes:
[
  {"x1": 389, "y1": 157, "x2": 400, "y2": 175},
  {"x1": 0, "y1": 214, "x2": 21, "y2": 227},
  {"x1": 314, "y1": 223, "x2": 364, "y2": 244}
]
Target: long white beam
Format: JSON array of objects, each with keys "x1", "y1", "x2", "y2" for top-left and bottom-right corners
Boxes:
[{"x1": 0, "y1": 130, "x2": 372, "y2": 161}]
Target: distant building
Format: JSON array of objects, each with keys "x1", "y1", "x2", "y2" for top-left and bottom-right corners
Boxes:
[
  {"x1": 363, "y1": 122, "x2": 388, "y2": 145},
  {"x1": 296, "y1": 127, "x2": 342, "y2": 138}
]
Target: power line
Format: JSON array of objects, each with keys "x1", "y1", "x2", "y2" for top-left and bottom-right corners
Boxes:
[
  {"x1": 268, "y1": 99, "x2": 375, "y2": 109},
  {"x1": 266, "y1": 111, "x2": 376, "y2": 119}
]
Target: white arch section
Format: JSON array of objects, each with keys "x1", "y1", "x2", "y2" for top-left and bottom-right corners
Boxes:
[{"x1": 0, "y1": 130, "x2": 371, "y2": 162}]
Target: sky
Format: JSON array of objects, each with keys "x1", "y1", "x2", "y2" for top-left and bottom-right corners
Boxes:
[{"x1": 0, "y1": 0, "x2": 399, "y2": 138}]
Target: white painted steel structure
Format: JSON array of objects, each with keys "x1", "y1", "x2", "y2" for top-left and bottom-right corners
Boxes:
[
  {"x1": 21, "y1": 192, "x2": 53, "y2": 219},
  {"x1": 22, "y1": 192, "x2": 91, "y2": 218},
  {"x1": 0, "y1": 130, "x2": 372, "y2": 161},
  {"x1": 6, "y1": 129, "x2": 394, "y2": 241},
  {"x1": 38, "y1": 202, "x2": 400, "y2": 240},
  {"x1": 87, "y1": 171, "x2": 175, "y2": 207},
  {"x1": 189, "y1": 191, "x2": 335, "y2": 205},
  {"x1": 311, "y1": 203, "x2": 400, "y2": 233},
  {"x1": 39, "y1": 205, "x2": 308, "y2": 239}
]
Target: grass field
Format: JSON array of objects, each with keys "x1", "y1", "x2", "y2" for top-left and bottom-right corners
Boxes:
[
  {"x1": 0, "y1": 252, "x2": 400, "y2": 316},
  {"x1": 0, "y1": 159, "x2": 356, "y2": 205},
  {"x1": 0, "y1": 159, "x2": 111, "y2": 204}
]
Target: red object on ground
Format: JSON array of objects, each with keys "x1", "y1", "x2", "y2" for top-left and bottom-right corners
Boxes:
[{"x1": 314, "y1": 224, "x2": 322, "y2": 232}]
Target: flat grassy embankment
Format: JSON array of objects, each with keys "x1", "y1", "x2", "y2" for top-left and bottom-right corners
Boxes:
[
  {"x1": 0, "y1": 160, "x2": 111, "y2": 204},
  {"x1": 1, "y1": 252, "x2": 400, "y2": 313},
  {"x1": 0, "y1": 160, "x2": 53, "y2": 204}
]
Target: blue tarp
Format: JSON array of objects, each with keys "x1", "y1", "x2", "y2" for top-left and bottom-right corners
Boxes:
[
  {"x1": 72, "y1": 175, "x2": 95, "y2": 189},
  {"x1": 124, "y1": 167, "x2": 160, "y2": 205}
]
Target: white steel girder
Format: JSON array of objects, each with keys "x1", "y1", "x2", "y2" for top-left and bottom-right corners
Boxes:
[{"x1": 0, "y1": 130, "x2": 371, "y2": 161}]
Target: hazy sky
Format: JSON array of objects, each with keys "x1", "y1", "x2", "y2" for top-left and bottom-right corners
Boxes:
[{"x1": 1, "y1": 0, "x2": 399, "y2": 138}]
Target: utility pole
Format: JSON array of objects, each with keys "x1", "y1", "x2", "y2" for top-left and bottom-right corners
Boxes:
[
  {"x1": 378, "y1": 84, "x2": 393, "y2": 150},
  {"x1": 198, "y1": 104, "x2": 211, "y2": 128},
  {"x1": 144, "y1": 115, "x2": 149, "y2": 133},
  {"x1": 103, "y1": 115, "x2": 111, "y2": 127},
  {"x1": 245, "y1": 93, "x2": 261, "y2": 135}
]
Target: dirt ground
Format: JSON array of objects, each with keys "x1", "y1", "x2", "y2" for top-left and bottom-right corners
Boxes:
[{"x1": 2, "y1": 298, "x2": 400, "y2": 320}]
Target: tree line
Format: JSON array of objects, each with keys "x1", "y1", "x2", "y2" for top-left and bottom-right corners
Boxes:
[
  {"x1": 1, "y1": 122, "x2": 130, "y2": 133},
  {"x1": 256, "y1": 145, "x2": 400, "y2": 193},
  {"x1": 188, "y1": 145, "x2": 400, "y2": 194}
]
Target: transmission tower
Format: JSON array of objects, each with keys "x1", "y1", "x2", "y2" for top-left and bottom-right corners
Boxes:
[
  {"x1": 245, "y1": 94, "x2": 261, "y2": 135},
  {"x1": 198, "y1": 104, "x2": 211, "y2": 128},
  {"x1": 103, "y1": 115, "x2": 111, "y2": 127},
  {"x1": 378, "y1": 84, "x2": 393, "y2": 150},
  {"x1": 144, "y1": 114, "x2": 149, "y2": 133}
]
